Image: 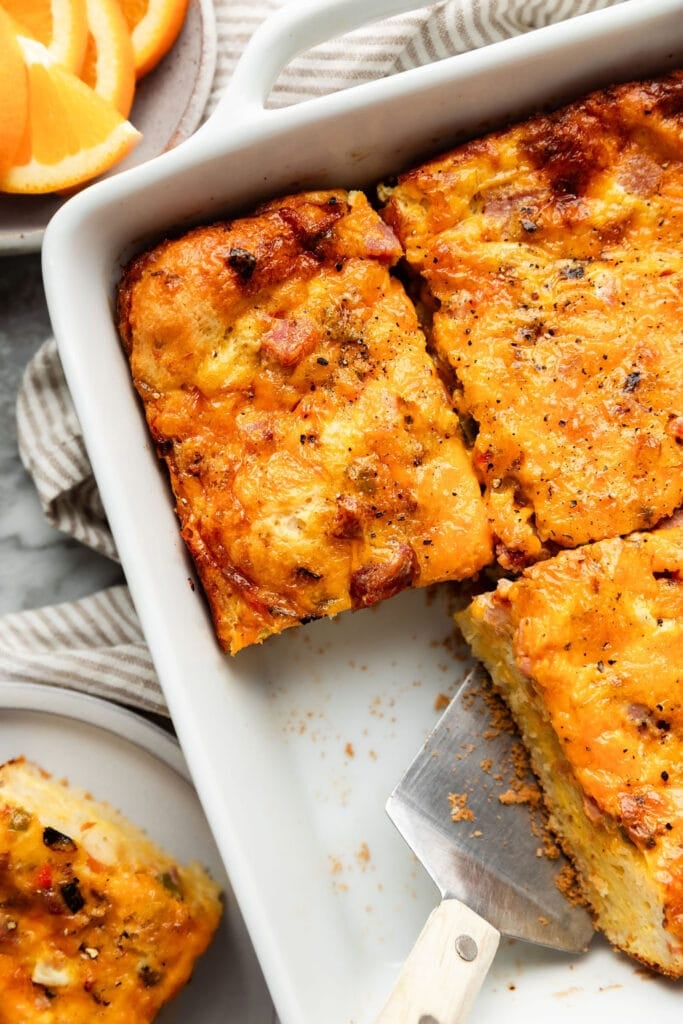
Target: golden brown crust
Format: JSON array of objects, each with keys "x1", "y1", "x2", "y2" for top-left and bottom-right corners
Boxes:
[
  {"x1": 457, "y1": 524, "x2": 683, "y2": 975},
  {"x1": 118, "y1": 189, "x2": 492, "y2": 653},
  {"x1": 0, "y1": 758, "x2": 221, "y2": 1022},
  {"x1": 382, "y1": 72, "x2": 683, "y2": 569}
]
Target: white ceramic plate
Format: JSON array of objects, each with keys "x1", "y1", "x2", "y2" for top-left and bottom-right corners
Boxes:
[
  {"x1": 0, "y1": 681, "x2": 276, "y2": 1024},
  {"x1": 42, "y1": 1, "x2": 683, "y2": 1021},
  {"x1": 0, "y1": 0, "x2": 216, "y2": 254}
]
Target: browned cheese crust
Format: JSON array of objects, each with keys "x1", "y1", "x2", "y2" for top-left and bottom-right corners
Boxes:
[
  {"x1": 382, "y1": 72, "x2": 683, "y2": 571},
  {"x1": 118, "y1": 190, "x2": 492, "y2": 653},
  {"x1": 457, "y1": 524, "x2": 683, "y2": 976}
]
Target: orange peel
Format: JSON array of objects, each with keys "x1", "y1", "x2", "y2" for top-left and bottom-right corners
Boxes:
[
  {"x1": 81, "y1": 0, "x2": 136, "y2": 116},
  {"x1": 118, "y1": 0, "x2": 190, "y2": 79}
]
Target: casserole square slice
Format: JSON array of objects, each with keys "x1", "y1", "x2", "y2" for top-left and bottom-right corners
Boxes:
[
  {"x1": 382, "y1": 72, "x2": 683, "y2": 570},
  {"x1": 0, "y1": 757, "x2": 221, "y2": 1021},
  {"x1": 456, "y1": 523, "x2": 683, "y2": 976},
  {"x1": 118, "y1": 189, "x2": 492, "y2": 653}
]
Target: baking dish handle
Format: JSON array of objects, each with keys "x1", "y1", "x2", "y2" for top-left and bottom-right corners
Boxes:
[{"x1": 211, "y1": 0, "x2": 438, "y2": 124}]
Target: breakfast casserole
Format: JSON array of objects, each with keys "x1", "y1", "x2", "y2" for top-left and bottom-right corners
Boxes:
[
  {"x1": 118, "y1": 188, "x2": 492, "y2": 654},
  {"x1": 381, "y1": 71, "x2": 683, "y2": 570},
  {"x1": 111, "y1": 58, "x2": 683, "y2": 981},
  {"x1": 457, "y1": 524, "x2": 683, "y2": 976},
  {"x1": 0, "y1": 757, "x2": 222, "y2": 1022}
]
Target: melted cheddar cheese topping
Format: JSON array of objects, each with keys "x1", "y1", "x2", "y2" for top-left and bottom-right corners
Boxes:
[
  {"x1": 382, "y1": 72, "x2": 683, "y2": 569},
  {"x1": 119, "y1": 189, "x2": 492, "y2": 653},
  {"x1": 459, "y1": 525, "x2": 683, "y2": 968}
]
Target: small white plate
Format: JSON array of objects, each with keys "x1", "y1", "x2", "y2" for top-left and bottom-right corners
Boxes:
[
  {"x1": 0, "y1": 681, "x2": 276, "y2": 1024},
  {"x1": 0, "y1": 0, "x2": 216, "y2": 254}
]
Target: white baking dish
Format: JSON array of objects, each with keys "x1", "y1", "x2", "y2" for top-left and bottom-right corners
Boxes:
[{"x1": 42, "y1": 2, "x2": 683, "y2": 1022}]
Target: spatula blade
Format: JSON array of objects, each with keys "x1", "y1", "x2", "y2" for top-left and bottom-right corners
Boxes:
[{"x1": 387, "y1": 665, "x2": 593, "y2": 952}]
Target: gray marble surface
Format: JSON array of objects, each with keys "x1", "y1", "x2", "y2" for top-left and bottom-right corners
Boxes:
[{"x1": 0, "y1": 253, "x2": 123, "y2": 617}]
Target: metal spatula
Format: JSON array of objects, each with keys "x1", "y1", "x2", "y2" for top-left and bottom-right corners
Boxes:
[{"x1": 376, "y1": 665, "x2": 593, "y2": 1024}]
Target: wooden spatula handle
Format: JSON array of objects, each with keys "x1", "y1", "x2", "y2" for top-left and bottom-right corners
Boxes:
[{"x1": 375, "y1": 898, "x2": 500, "y2": 1024}]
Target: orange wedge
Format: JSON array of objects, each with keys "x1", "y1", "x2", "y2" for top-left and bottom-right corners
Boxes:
[
  {"x1": 118, "y1": 0, "x2": 189, "y2": 79},
  {"x1": 80, "y1": 0, "x2": 136, "y2": 116},
  {"x1": 0, "y1": 34, "x2": 141, "y2": 194},
  {"x1": 0, "y1": 8, "x2": 29, "y2": 174},
  {"x1": 1, "y1": 0, "x2": 88, "y2": 74}
]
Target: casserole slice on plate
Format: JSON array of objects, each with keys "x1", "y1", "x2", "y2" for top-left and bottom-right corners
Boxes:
[{"x1": 0, "y1": 757, "x2": 222, "y2": 1021}]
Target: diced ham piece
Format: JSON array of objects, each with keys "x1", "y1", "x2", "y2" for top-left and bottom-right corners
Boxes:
[
  {"x1": 261, "y1": 317, "x2": 320, "y2": 367},
  {"x1": 362, "y1": 220, "x2": 403, "y2": 261},
  {"x1": 616, "y1": 152, "x2": 663, "y2": 197},
  {"x1": 668, "y1": 416, "x2": 683, "y2": 444}
]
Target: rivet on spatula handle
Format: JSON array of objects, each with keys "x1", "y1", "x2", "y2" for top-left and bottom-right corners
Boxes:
[{"x1": 374, "y1": 899, "x2": 500, "y2": 1024}]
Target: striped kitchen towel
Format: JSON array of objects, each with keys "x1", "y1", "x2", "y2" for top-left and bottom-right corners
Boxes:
[
  {"x1": 207, "y1": 0, "x2": 619, "y2": 113},
  {"x1": 1, "y1": 0, "x2": 623, "y2": 715}
]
